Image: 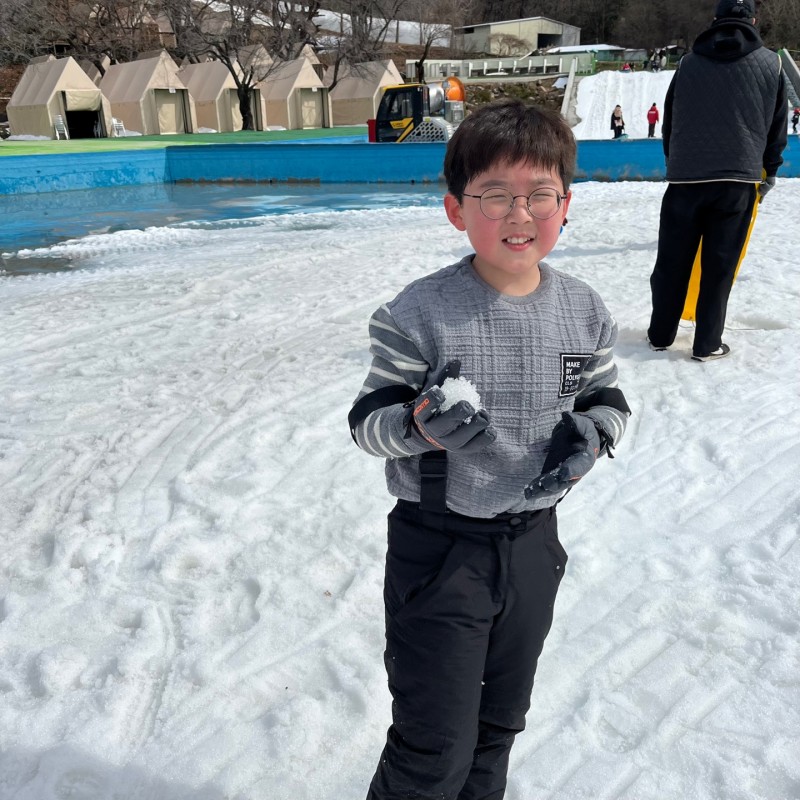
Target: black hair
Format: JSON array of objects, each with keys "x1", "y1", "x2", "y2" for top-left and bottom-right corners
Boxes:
[{"x1": 443, "y1": 100, "x2": 577, "y2": 200}]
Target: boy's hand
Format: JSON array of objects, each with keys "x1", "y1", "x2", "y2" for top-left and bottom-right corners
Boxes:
[
  {"x1": 524, "y1": 412, "x2": 601, "y2": 498},
  {"x1": 408, "y1": 360, "x2": 496, "y2": 453}
]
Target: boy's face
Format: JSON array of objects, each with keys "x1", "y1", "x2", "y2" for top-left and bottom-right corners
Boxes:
[{"x1": 444, "y1": 160, "x2": 571, "y2": 294}]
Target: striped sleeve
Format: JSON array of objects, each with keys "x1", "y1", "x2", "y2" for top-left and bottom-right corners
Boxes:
[
  {"x1": 352, "y1": 304, "x2": 432, "y2": 459},
  {"x1": 574, "y1": 316, "x2": 629, "y2": 449}
]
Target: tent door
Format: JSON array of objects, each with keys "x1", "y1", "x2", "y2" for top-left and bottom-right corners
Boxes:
[
  {"x1": 65, "y1": 109, "x2": 103, "y2": 138},
  {"x1": 154, "y1": 89, "x2": 186, "y2": 134},
  {"x1": 299, "y1": 89, "x2": 323, "y2": 128},
  {"x1": 228, "y1": 89, "x2": 243, "y2": 131}
]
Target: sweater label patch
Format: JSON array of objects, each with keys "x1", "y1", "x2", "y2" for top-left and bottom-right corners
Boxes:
[{"x1": 559, "y1": 354, "x2": 591, "y2": 397}]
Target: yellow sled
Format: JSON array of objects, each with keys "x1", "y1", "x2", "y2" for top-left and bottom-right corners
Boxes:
[{"x1": 681, "y1": 182, "x2": 761, "y2": 321}]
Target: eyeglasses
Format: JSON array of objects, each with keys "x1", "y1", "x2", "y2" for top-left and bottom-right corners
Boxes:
[{"x1": 462, "y1": 187, "x2": 567, "y2": 220}]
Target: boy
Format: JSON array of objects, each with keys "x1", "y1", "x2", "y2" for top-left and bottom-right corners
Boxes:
[{"x1": 349, "y1": 100, "x2": 630, "y2": 799}]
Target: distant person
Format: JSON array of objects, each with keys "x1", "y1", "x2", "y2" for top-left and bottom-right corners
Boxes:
[
  {"x1": 621, "y1": 62, "x2": 632, "y2": 73},
  {"x1": 647, "y1": 0, "x2": 788, "y2": 362},
  {"x1": 651, "y1": 50, "x2": 660, "y2": 72},
  {"x1": 792, "y1": 107, "x2": 799, "y2": 134},
  {"x1": 647, "y1": 103, "x2": 660, "y2": 137},
  {"x1": 660, "y1": 52, "x2": 668, "y2": 70},
  {"x1": 611, "y1": 104, "x2": 625, "y2": 138},
  {"x1": 351, "y1": 99, "x2": 630, "y2": 800}
]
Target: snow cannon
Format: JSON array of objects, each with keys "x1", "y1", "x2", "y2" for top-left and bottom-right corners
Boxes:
[{"x1": 372, "y1": 77, "x2": 466, "y2": 143}]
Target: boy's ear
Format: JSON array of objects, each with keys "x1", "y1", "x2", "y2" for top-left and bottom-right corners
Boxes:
[
  {"x1": 561, "y1": 189, "x2": 572, "y2": 220},
  {"x1": 444, "y1": 193, "x2": 467, "y2": 231}
]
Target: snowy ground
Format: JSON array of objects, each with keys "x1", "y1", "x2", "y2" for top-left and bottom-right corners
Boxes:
[
  {"x1": 1, "y1": 177, "x2": 799, "y2": 800},
  {"x1": 2, "y1": 68, "x2": 800, "y2": 798}
]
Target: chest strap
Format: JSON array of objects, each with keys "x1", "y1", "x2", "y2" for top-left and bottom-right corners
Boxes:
[
  {"x1": 349, "y1": 385, "x2": 449, "y2": 515},
  {"x1": 419, "y1": 451, "x2": 448, "y2": 514}
]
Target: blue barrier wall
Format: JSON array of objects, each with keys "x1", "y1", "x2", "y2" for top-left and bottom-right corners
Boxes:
[
  {"x1": 0, "y1": 137, "x2": 797, "y2": 195},
  {"x1": 166, "y1": 142, "x2": 447, "y2": 184},
  {"x1": 0, "y1": 149, "x2": 169, "y2": 195}
]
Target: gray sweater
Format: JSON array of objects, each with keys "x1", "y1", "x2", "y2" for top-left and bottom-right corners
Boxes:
[{"x1": 352, "y1": 256, "x2": 628, "y2": 517}]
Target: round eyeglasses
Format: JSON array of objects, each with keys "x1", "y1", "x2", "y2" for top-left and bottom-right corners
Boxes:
[{"x1": 462, "y1": 187, "x2": 567, "y2": 220}]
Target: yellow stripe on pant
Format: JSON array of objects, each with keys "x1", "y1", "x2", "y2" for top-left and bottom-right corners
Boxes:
[{"x1": 681, "y1": 181, "x2": 761, "y2": 322}]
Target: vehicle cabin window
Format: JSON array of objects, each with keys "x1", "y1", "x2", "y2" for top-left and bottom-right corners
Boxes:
[{"x1": 388, "y1": 92, "x2": 413, "y2": 119}]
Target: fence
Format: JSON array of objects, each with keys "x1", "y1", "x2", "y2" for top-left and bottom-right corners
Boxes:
[{"x1": 405, "y1": 53, "x2": 594, "y2": 81}]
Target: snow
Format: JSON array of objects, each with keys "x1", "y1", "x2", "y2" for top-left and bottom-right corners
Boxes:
[
  {"x1": 438, "y1": 376, "x2": 483, "y2": 413},
  {"x1": 315, "y1": 9, "x2": 450, "y2": 47},
  {"x1": 572, "y1": 69, "x2": 798, "y2": 140},
  {"x1": 1, "y1": 79, "x2": 799, "y2": 799},
  {"x1": 572, "y1": 70, "x2": 676, "y2": 140},
  {"x1": 549, "y1": 44, "x2": 624, "y2": 54}
]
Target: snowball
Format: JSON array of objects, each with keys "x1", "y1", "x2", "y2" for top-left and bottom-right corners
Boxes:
[{"x1": 438, "y1": 376, "x2": 483, "y2": 414}]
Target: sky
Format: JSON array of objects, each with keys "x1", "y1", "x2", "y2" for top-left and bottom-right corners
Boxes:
[{"x1": 1, "y1": 72, "x2": 799, "y2": 800}]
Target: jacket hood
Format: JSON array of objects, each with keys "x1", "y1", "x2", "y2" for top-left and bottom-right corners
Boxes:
[{"x1": 692, "y1": 19, "x2": 763, "y2": 60}]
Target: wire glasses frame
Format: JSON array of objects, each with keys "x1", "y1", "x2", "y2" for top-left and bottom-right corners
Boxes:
[{"x1": 462, "y1": 187, "x2": 568, "y2": 220}]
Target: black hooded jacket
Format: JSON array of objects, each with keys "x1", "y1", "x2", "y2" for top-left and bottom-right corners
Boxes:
[{"x1": 663, "y1": 18, "x2": 788, "y2": 182}]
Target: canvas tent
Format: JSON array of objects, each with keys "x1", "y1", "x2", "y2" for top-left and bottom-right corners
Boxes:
[
  {"x1": 180, "y1": 61, "x2": 250, "y2": 132},
  {"x1": 327, "y1": 60, "x2": 402, "y2": 126},
  {"x1": 78, "y1": 55, "x2": 110, "y2": 87},
  {"x1": 7, "y1": 55, "x2": 113, "y2": 139},
  {"x1": 259, "y1": 57, "x2": 330, "y2": 130},
  {"x1": 100, "y1": 50, "x2": 197, "y2": 135},
  {"x1": 236, "y1": 45, "x2": 274, "y2": 78}
]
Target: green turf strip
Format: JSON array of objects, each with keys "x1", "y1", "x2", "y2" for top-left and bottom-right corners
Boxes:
[{"x1": 0, "y1": 126, "x2": 366, "y2": 156}]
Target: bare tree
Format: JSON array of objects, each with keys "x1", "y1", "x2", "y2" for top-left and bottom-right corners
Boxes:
[
  {"x1": 399, "y1": 0, "x2": 465, "y2": 82},
  {"x1": 487, "y1": 33, "x2": 531, "y2": 55},
  {"x1": 318, "y1": 0, "x2": 420, "y2": 90},
  {"x1": 0, "y1": 0, "x2": 164, "y2": 72},
  {"x1": 0, "y1": 0, "x2": 51, "y2": 63},
  {"x1": 758, "y1": 0, "x2": 800, "y2": 51}
]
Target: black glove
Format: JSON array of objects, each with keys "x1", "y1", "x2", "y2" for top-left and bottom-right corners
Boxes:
[
  {"x1": 407, "y1": 360, "x2": 496, "y2": 453},
  {"x1": 758, "y1": 176, "x2": 775, "y2": 202},
  {"x1": 524, "y1": 412, "x2": 602, "y2": 499}
]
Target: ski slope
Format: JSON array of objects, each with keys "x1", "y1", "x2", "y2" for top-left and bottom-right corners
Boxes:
[
  {"x1": 572, "y1": 67, "x2": 798, "y2": 140},
  {"x1": 572, "y1": 70, "x2": 676, "y2": 140}
]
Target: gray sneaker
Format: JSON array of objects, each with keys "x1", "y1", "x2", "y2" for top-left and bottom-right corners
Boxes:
[{"x1": 691, "y1": 343, "x2": 731, "y2": 362}]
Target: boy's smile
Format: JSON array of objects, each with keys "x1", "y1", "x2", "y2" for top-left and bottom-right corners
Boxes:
[{"x1": 444, "y1": 161, "x2": 571, "y2": 296}]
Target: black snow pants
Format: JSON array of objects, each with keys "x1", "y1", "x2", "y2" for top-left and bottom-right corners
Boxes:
[
  {"x1": 647, "y1": 181, "x2": 757, "y2": 357},
  {"x1": 366, "y1": 499, "x2": 567, "y2": 800}
]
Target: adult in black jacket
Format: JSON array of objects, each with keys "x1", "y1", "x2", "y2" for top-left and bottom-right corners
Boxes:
[
  {"x1": 646, "y1": 0, "x2": 788, "y2": 361},
  {"x1": 610, "y1": 105, "x2": 625, "y2": 138}
]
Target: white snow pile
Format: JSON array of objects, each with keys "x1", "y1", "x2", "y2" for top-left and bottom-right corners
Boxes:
[
  {"x1": 438, "y1": 376, "x2": 483, "y2": 414},
  {"x1": 572, "y1": 70, "x2": 675, "y2": 140}
]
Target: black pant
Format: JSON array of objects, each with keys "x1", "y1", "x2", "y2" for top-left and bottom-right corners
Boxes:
[
  {"x1": 367, "y1": 500, "x2": 566, "y2": 800},
  {"x1": 648, "y1": 123, "x2": 656, "y2": 138},
  {"x1": 647, "y1": 181, "x2": 757, "y2": 357}
]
